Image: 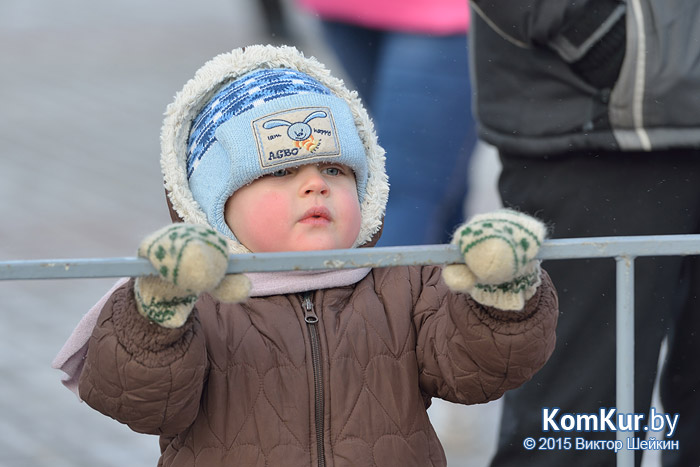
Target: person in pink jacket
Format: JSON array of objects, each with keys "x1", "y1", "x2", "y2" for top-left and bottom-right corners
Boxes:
[{"x1": 297, "y1": 0, "x2": 477, "y2": 247}]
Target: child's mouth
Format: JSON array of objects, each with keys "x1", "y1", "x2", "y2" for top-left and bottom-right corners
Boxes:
[{"x1": 299, "y1": 206, "x2": 332, "y2": 224}]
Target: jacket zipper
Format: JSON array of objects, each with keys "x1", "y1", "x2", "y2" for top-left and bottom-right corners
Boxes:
[{"x1": 302, "y1": 292, "x2": 325, "y2": 467}]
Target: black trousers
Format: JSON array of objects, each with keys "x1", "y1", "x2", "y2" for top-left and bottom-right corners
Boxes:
[{"x1": 490, "y1": 149, "x2": 700, "y2": 467}]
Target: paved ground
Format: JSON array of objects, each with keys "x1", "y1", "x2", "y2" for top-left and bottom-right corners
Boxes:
[{"x1": 0, "y1": 1, "x2": 505, "y2": 466}]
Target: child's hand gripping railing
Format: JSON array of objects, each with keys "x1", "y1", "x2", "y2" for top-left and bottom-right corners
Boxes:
[{"x1": 2, "y1": 234, "x2": 700, "y2": 467}]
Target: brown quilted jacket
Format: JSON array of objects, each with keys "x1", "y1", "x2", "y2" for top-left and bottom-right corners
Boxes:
[{"x1": 78, "y1": 265, "x2": 557, "y2": 466}]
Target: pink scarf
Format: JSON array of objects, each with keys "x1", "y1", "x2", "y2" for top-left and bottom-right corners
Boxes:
[{"x1": 52, "y1": 268, "x2": 371, "y2": 398}]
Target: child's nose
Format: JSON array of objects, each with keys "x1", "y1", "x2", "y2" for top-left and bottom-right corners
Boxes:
[{"x1": 299, "y1": 166, "x2": 329, "y2": 196}]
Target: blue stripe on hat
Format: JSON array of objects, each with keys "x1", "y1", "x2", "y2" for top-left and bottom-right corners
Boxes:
[{"x1": 187, "y1": 69, "x2": 333, "y2": 178}]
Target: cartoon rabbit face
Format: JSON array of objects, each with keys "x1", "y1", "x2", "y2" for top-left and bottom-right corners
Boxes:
[
  {"x1": 287, "y1": 122, "x2": 312, "y2": 141},
  {"x1": 262, "y1": 110, "x2": 328, "y2": 142}
]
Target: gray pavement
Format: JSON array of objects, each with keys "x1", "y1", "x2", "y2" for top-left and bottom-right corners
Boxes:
[{"x1": 0, "y1": 1, "x2": 503, "y2": 465}]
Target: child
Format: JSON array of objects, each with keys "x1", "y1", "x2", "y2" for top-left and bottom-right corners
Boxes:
[{"x1": 56, "y1": 45, "x2": 557, "y2": 466}]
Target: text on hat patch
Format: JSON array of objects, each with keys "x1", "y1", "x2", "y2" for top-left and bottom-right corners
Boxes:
[{"x1": 253, "y1": 106, "x2": 341, "y2": 169}]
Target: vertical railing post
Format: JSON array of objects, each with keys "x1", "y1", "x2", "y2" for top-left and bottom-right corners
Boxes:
[{"x1": 616, "y1": 255, "x2": 635, "y2": 467}]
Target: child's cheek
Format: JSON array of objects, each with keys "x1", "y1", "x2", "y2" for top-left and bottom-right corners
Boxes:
[
  {"x1": 247, "y1": 191, "x2": 292, "y2": 251},
  {"x1": 344, "y1": 195, "x2": 363, "y2": 247}
]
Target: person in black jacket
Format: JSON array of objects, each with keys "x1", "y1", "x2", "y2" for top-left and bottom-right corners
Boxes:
[{"x1": 468, "y1": 1, "x2": 700, "y2": 466}]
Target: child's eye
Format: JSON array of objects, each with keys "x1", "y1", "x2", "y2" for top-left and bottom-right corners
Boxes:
[
  {"x1": 271, "y1": 169, "x2": 289, "y2": 177},
  {"x1": 322, "y1": 166, "x2": 341, "y2": 176}
]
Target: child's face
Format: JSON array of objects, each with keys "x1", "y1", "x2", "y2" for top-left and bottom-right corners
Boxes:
[{"x1": 224, "y1": 163, "x2": 362, "y2": 252}]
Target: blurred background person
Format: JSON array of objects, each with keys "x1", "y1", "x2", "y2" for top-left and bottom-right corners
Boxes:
[
  {"x1": 296, "y1": 0, "x2": 478, "y2": 246},
  {"x1": 258, "y1": 0, "x2": 293, "y2": 43},
  {"x1": 468, "y1": 1, "x2": 700, "y2": 466}
]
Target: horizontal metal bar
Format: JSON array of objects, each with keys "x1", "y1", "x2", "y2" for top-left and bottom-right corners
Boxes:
[
  {"x1": 1, "y1": 234, "x2": 700, "y2": 281},
  {"x1": 536, "y1": 234, "x2": 700, "y2": 259}
]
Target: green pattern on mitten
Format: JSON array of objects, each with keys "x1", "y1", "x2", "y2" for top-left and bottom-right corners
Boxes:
[
  {"x1": 139, "y1": 224, "x2": 229, "y2": 292},
  {"x1": 444, "y1": 209, "x2": 547, "y2": 311},
  {"x1": 454, "y1": 209, "x2": 545, "y2": 284},
  {"x1": 135, "y1": 276, "x2": 199, "y2": 328},
  {"x1": 470, "y1": 261, "x2": 542, "y2": 311},
  {"x1": 134, "y1": 224, "x2": 246, "y2": 328}
]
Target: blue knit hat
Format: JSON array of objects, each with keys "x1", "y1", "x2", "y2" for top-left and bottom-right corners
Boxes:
[{"x1": 186, "y1": 68, "x2": 368, "y2": 241}]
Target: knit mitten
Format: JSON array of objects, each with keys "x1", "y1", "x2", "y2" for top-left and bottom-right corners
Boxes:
[
  {"x1": 442, "y1": 209, "x2": 547, "y2": 311},
  {"x1": 135, "y1": 224, "x2": 250, "y2": 328}
]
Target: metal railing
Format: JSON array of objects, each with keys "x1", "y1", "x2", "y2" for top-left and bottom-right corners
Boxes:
[{"x1": 3, "y1": 233, "x2": 700, "y2": 467}]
